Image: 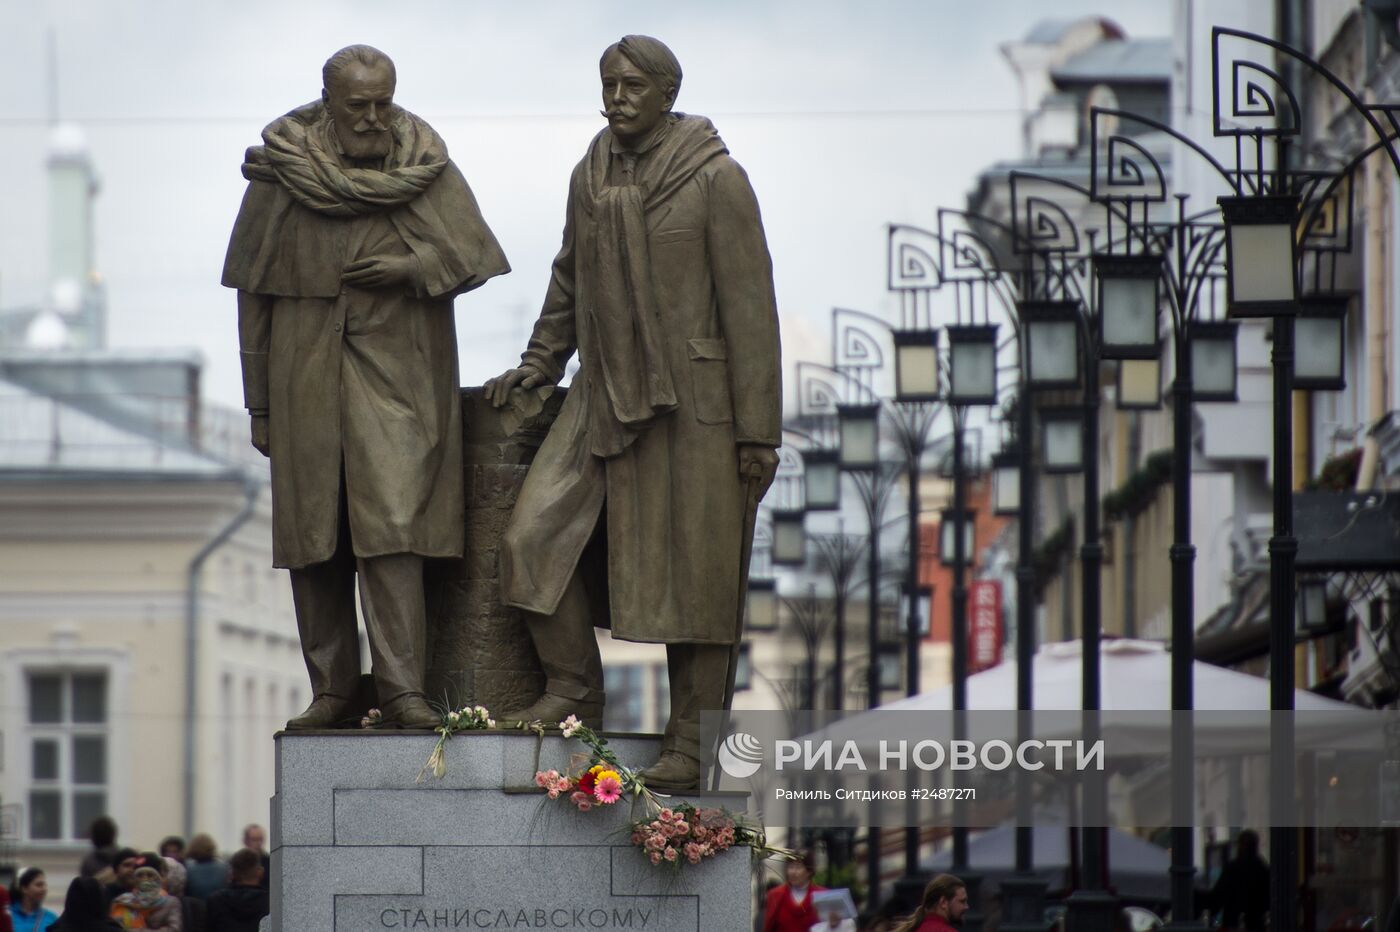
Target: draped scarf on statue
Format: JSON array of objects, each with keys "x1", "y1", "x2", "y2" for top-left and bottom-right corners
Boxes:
[
  {"x1": 577, "y1": 113, "x2": 728, "y2": 457},
  {"x1": 224, "y1": 100, "x2": 508, "y2": 299},
  {"x1": 242, "y1": 100, "x2": 445, "y2": 215}
]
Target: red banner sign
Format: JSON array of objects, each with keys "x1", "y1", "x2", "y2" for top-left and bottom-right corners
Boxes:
[{"x1": 969, "y1": 580, "x2": 1003, "y2": 673}]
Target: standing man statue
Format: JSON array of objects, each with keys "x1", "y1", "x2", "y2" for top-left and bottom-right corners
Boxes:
[
  {"x1": 485, "y1": 35, "x2": 781, "y2": 790},
  {"x1": 223, "y1": 45, "x2": 510, "y2": 730}
]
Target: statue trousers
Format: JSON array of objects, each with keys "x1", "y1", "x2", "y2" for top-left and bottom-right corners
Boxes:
[{"x1": 287, "y1": 500, "x2": 426, "y2": 707}]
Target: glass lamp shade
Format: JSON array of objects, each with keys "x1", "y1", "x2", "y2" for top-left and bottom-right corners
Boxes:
[
  {"x1": 837, "y1": 403, "x2": 881, "y2": 470},
  {"x1": 945, "y1": 325, "x2": 999, "y2": 405},
  {"x1": 876, "y1": 646, "x2": 903, "y2": 692},
  {"x1": 991, "y1": 449, "x2": 1021, "y2": 516},
  {"x1": 745, "y1": 578, "x2": 778, "y2": 632},
  {"x1": 939, "y1": 510, "x2": 977, "y2": 566},
  {"x1": 802, "y1": 448, "x2": 842, "y2": 511},
  {"x1": 771, "y1": 510, "x2": 808, "y2": 566},
  {"x1": 734, "y1": 643, "x2": 753, "y2": 691},
  {"x1": 893, "y1": 328, "x2": 940, "y2": 402},
  {"x1": 1096, "y1": 253, "x2": 1162, "y2": 359},
  {"x1": 1041, "y1": 408, "x2": 1085, "y2": 473},
  {"x1": 900, "y1": 584, "x2": 933, "y2": 637},
  {"x1": 1297, "y1": 579, "x2": 1328, "y2": 633},
  {"x1": 1190, "y1": 321, "x2": 1239, "y2": 402},
  {"x1": 1218, "y1": 194, "x2": 1300, "y2": 317},
  {"x1": 1293, "y1": 295, "x2": 1348, "y2": 390},
  {"x1": 1117, "y1": 357, "x2": 1162, "y2": 409},
  {"x1": 1020, "y1": 301, "x2": 1082, "y2": 389}
]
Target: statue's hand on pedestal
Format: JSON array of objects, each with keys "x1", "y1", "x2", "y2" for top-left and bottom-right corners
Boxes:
[
  {"x1": 484, "y1": 365, "x2": 549, "y2": 408},
  {"x1": 250, "y1": 413, "x2": 270, "y2": 457}
]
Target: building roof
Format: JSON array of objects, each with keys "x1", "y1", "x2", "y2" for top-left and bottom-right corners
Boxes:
[
  {"x1": 0, "y1": 377, "x2": 237, "y2": 477},
  {"x1": 1052, "y1": 38, "x2": 1173, "y2": 85},
  {"x1": 1024, "y1": 17, "x2": 1125, "y2": 45}
]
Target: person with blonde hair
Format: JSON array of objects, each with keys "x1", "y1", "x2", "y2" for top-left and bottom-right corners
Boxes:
[{"x1": 891, "y1": 874, "x2": 968, "y2": 932}]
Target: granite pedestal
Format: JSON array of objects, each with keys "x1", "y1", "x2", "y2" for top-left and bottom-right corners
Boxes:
[{"x1": 266, "y1": 731, "x2": 753, "y2": 932}]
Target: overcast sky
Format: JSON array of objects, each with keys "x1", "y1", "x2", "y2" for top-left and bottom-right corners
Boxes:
[{"x1": 0, "y1": 0, "x2": 1172, "y2": 409}]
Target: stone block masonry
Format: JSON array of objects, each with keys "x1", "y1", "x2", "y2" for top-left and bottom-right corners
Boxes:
[{"x1": 267, "y1": 732, "x2": 752, "y2": 931}]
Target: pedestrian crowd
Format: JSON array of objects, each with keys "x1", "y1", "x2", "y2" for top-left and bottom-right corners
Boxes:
[
  {"x1": 760, "y1": 854, "x2": 967, "y2": 932},
  {"x1": 2, "y1": 818, "x2": 270, "y2": 932}
]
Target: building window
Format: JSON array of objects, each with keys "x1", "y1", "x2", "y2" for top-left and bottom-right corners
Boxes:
[{"x1": 26, "y1": 671, "x2": 108, "y2": 841}]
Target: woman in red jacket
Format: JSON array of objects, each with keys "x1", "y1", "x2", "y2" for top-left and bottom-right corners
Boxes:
[{"x1": 763, "y1": 854, "x2": 825, "y2": 932}]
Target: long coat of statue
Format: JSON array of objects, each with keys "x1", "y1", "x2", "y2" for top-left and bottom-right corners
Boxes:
[
  {"x1": 501, "y1": 113, "x2": 781, "y2": 645},
  {"x1": 223, "y1": 101, "x2": 510, "y2": 569}
]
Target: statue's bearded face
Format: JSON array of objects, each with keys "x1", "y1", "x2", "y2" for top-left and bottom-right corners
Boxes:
[
  {"x1": 600, "y1": 51, "x2": 674, "y2": 144},
  {"x1": 324, "y1": 61, "x2": 396, "y2": 160}
]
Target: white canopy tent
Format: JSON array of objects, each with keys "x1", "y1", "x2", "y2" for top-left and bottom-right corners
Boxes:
[
  {"x1": 795, "y1": 638, "x2": 1376, "y2": 762},
  {"x1": 878, "y1": 638, "x2": 1354, "y2": 712}
]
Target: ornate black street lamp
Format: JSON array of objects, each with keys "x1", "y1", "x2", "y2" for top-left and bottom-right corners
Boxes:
[
  {"x1": 1206, "y1": 26, "x2": 1400, "y2": 929},
  {"x1": 827, "y1": 307, "x2": 953, "y2": 901},
  {"x1": 888, "y1": 215, "x2": 1033, "y2": 929},
  {"x1": 1004, "y1": 167, "x2": 1129, "y2": 931}
]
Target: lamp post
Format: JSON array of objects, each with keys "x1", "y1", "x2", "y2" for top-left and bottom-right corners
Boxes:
[
  {"x1": 888, "y1": 216, "x2": 1033, "y2": 929},
  {"x1": 812, "y1": 529, "x2": 865, "y2": 711},
  {"x1": 827, "y1": 307, "x2": 952, "y2": 902},
  {"x1": 794, "y1": 373, "x2": 896, "y2": 907},
  {"x1": 1007, "y1": 167, "x2": 1142, "y2": 931},
  {"x1": 1201, "y1": 25, "x2": 1400, "y2": 929},
  {"x1": 1085, "y1": 99, "x2": 1261, "y2": 928}
]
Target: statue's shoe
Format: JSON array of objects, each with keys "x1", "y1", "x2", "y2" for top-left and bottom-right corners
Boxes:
[
  {"x1": 382, "y1": 694, "x2": 441, "y2": 730},
  {"x1": 500, "y1": 692, "x2": 603, "y2": 730},
  {"x1": 285, "y1": 694, "x2": 354, "y2": 731},
  {"x1": 638, "y1": 751, "x2": 703, "y2": 792}
]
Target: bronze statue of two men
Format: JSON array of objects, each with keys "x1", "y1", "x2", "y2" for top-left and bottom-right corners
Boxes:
[{"x1": 223, "y1": 37, "x2": 781, "y2": 789}]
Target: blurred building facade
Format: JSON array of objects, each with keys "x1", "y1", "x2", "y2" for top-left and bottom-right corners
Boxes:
[
  {"x1": 966, "y1": 3, "x2": 1400, "y2": 923},
  {"x1": 0, "y1": 123, "x2": 303, "y2": 884}
]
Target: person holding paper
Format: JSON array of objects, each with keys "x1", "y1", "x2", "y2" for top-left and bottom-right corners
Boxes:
[{"x1": 762, "y1": 855, "x2": 825, "y2": 932}]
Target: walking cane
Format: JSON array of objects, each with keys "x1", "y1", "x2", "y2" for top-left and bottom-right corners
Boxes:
[{"x1": 710, "y1": 461, "x2": 767, "y2": 791}]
